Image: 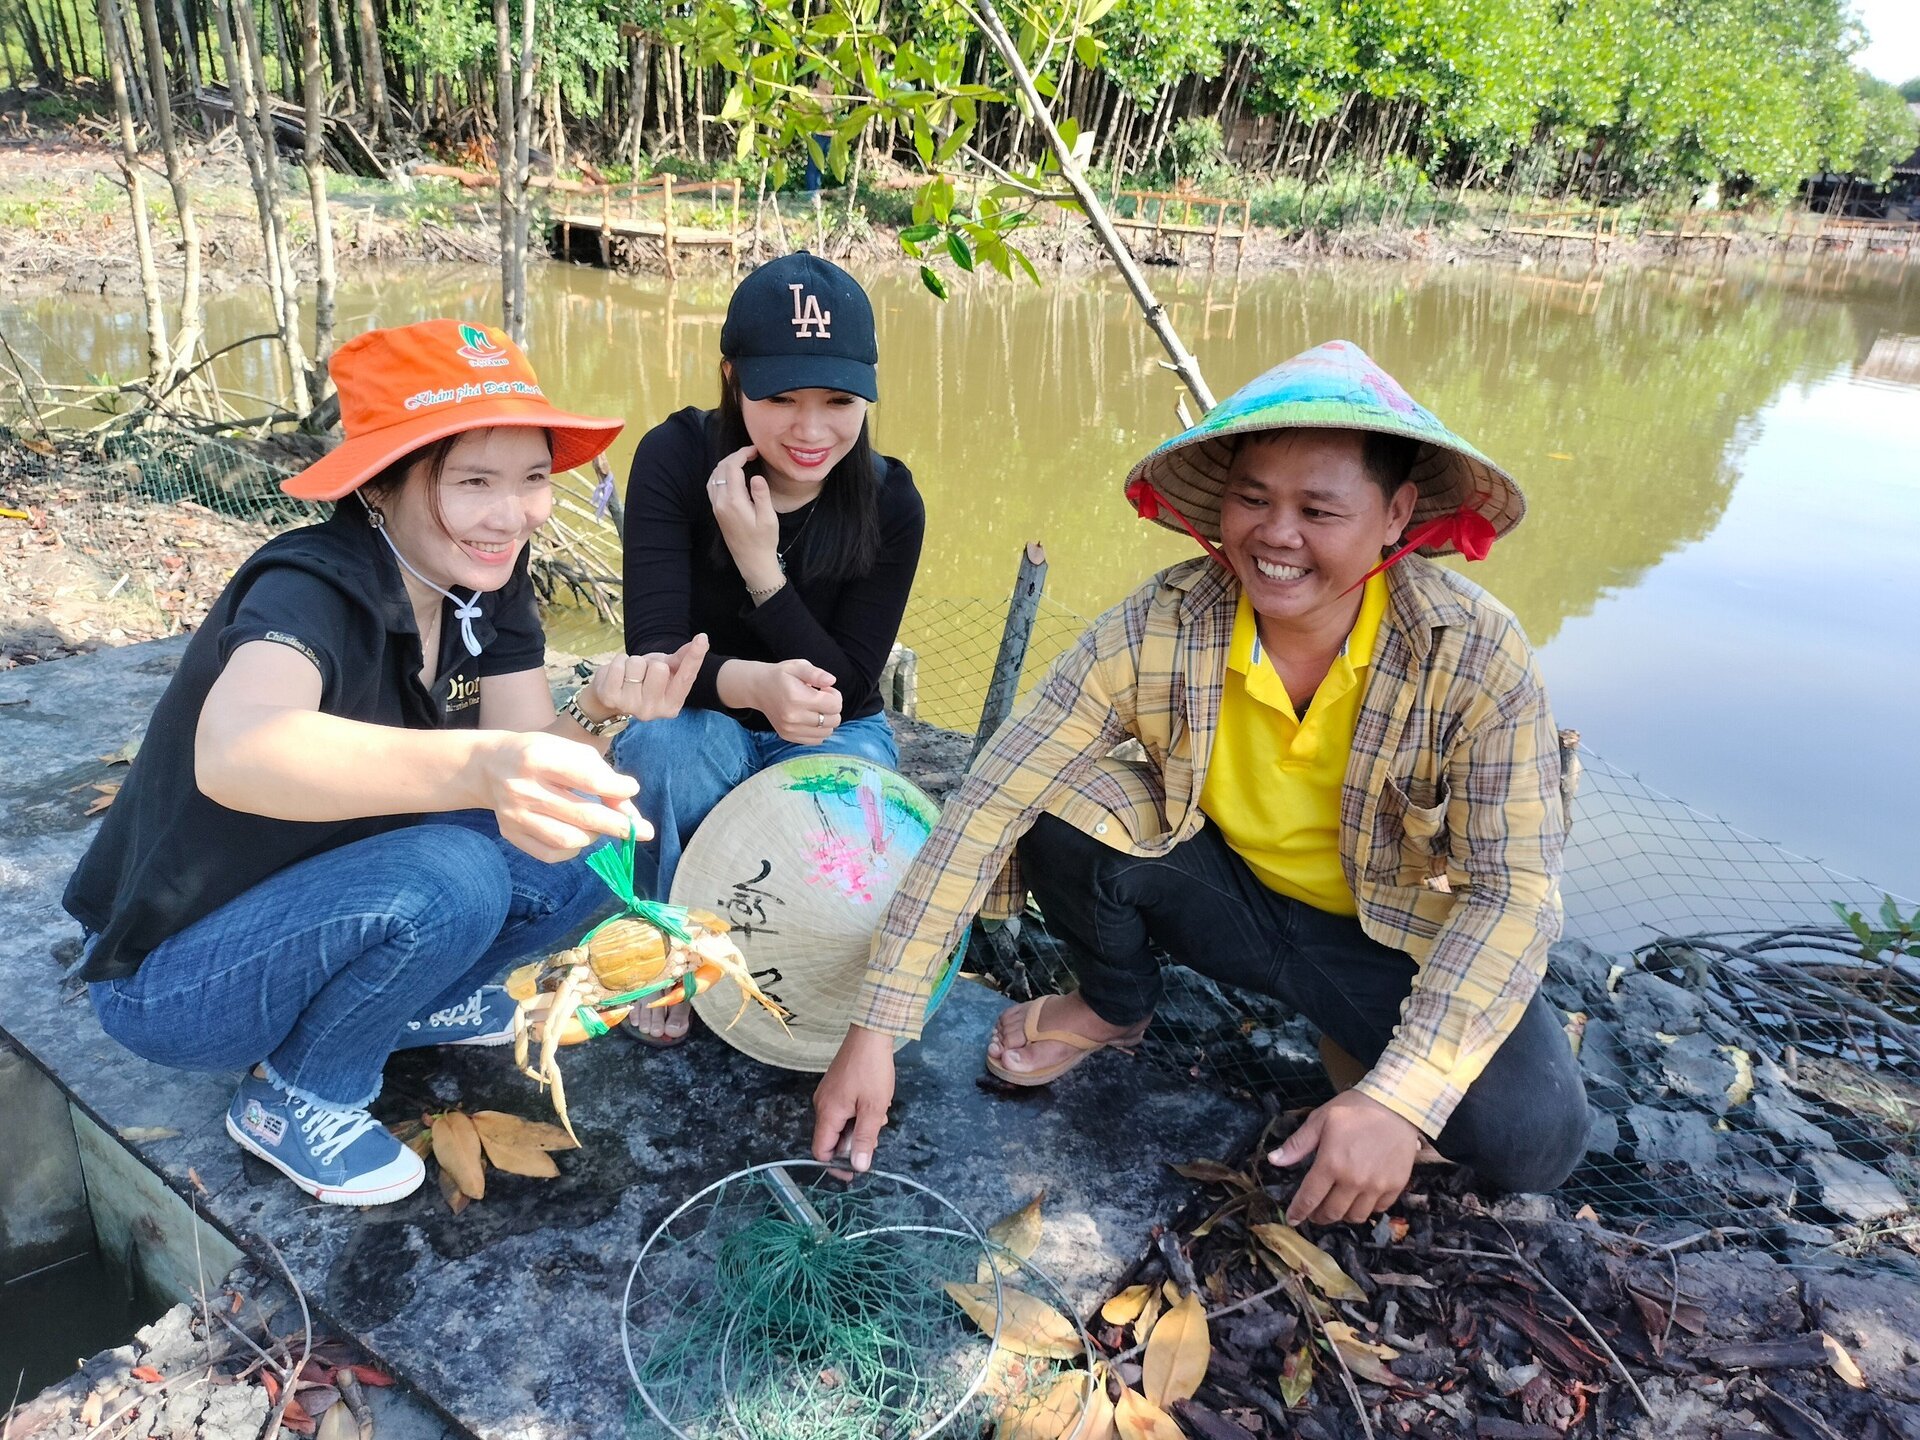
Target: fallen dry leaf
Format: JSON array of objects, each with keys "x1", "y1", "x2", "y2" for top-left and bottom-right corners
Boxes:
[
  {"x1": 431, "y1": 1111, "x2": 486, "y2": 1200},
  {"x1": 315, "y1": 1401, "x2": 359, "y2": 1440},
  {"x1": 100, "y1": 735, "x2": 142, "y2": 766},
  {"x1": 85, "y1": 782, "x2": 121, "y2": 816},
  {"x1": 1168, "y1": 1160, "x2": 1254, "y2": 1190},
  {"x1": 1101, "y1": 1284, "x2": 1152, "y2": 1326},
  {"x1": 131, "y1": 1365, "x2": 163, "y2": 1384},
  {"x1": 1114, "y1": 1385, "x2": 1183, "y2": 1440},
  {"x1": 1134, "y1": 1285, "x2": 1165, "y2": 1347},
  {"x1": 470, "y1": 1110, "x2": 576, "y2": 1152},
  {"x1": 1251, "y1": 1223, "x2": 1367, "y2": 1302},
  {"x1": 1822, "y1": 1332, "x2": 1867, "y2": 1389},
  {"x1": 979, "y1": 1189, "x2": 1048, "y2": 1282},
  {"x1": 479, "y1": 1136, "x2": 560, "y2": 1179},
  {"x1": 119, "y1": 1126, "x2": 181, "y2": 1143},
  {"x1": 1278, "y1": 1345, "x2": 1313, "y2": 1407},
  {"x1": 997, "y1": 1366, "x2": 1111, "y2": 1440},
  {"x1": 944, "y1": 1282, "x2": 1084, "y2": 1360},
  {"x1": 79, "y1": 1391, "x2": 105, "y2": 1427},
  {"x1": 435, "y1": 1161, "x2": 471, "y2": 1215},
  {"x1": 1142, "y1": 1290, "x2": 1210, "y2": 1407},
  {"x1": 1322, "y1": 1322, "x2": 1401, "y2": 1388},
  {"x1": 281, "y1": 1397, "x2": 317, "y2": 1436}
]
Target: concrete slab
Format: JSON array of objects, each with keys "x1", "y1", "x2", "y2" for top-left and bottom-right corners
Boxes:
[{"x1": 0, "y1": 640, "x2": 1259, "y2": 1440}]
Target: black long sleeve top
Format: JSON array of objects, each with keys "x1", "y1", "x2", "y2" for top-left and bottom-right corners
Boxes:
[{"x1": 621, "y1": 406, "x2": 925, "y2": 731}]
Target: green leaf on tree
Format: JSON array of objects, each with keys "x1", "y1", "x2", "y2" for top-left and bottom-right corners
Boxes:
[{"x1": 919, "y1": 265, "x2": 949, "y2": 300}]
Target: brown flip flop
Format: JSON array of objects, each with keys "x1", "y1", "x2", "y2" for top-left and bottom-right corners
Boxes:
[{"x1": 984, "y1": 995, "x2": 1149, "y2": 1087}]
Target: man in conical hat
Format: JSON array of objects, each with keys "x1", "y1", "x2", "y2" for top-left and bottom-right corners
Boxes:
[{"x1": 814, "y1": 341, "x2": 1587, "y2": 1224}]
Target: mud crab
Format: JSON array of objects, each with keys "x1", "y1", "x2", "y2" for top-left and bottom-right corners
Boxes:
[{"x1": 505, "y1": 906, "x2": 789, "y2": 1140}]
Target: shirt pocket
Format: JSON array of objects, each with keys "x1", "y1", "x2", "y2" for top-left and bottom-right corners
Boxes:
[{"x1": 1368, "y1": 774, "x2": 1451, "y2": 887}]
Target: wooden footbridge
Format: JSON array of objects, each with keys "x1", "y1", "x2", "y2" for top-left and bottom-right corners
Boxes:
[{"x1": 550, "y1": 173, "x2": 748, "y2": 277}]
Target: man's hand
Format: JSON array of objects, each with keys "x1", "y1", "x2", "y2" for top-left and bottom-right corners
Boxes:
[
  {"x1": 812, "y1": 1025, "x2": 895, "y2": 1174},
  {"x1": 1267, "y1": 1089, "x2": 1422, "y2": 1225}
]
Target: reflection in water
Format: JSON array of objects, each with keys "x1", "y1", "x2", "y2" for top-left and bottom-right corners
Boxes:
[{"x1": 4, "y1": 255, "x2": 1916, "y2": 883}]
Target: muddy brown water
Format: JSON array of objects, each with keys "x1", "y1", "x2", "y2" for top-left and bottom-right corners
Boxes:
[{"x1": 4, "y1": 254, "x2": 1916, "y2": 888}]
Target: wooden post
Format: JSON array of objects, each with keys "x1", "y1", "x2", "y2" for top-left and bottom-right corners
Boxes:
[
  {"x1": 728, "y1": 176, "x2": 741, "y2": 275},
  {"x1": 661, "y1": 170, "x2": 677, "y2": 278},
  {"x1": 970, "y1": 542, "x2": 1048, "y2": 763}
]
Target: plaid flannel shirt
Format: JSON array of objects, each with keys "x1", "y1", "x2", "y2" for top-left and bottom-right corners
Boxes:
[{"x1": 855, "y1": 554, "x2": 1569, "y2": 1139}]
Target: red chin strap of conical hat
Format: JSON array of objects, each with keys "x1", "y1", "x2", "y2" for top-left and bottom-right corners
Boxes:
[
  {"x1": 1126, "y1": 477, "x2": 1228, "y2": 566},
  {"x1": 1342, "y1": 500, "x2": 1498, "y2": 595}
]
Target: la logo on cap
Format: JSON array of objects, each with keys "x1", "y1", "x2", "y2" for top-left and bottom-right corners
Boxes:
[
  {"x1": 789, "y1": 284, "x2": 831, "y2": 339},
  {"x1": 456, "y1": 323, "x2": 510, "y2": 368}
]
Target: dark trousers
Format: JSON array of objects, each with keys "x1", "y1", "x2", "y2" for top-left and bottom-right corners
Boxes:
[{"x1": 1017, "y1": 814, "x2": 1588, "y2": 1193}]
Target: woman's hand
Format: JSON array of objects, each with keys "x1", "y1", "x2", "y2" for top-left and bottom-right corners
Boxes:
[
  {"x1": 585, "y1": 635, "x2": 709, "y2": 722},
  {"x1": 477, "y1": 731, "x2": 648, "y2": 863},
  {"x1": 706, "y1": 444, "x2": 782, "y2": 590},
  {"x1": 748, "y1": 658, "x2": 842, "y2": 745}
]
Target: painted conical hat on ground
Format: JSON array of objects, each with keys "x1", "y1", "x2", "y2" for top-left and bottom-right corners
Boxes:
[{"x1": 669, "y1": 755, "x2": 966, "y2": 1072}]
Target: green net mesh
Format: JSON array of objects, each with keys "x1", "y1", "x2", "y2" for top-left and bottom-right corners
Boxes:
[{"x1": 622, "y1": 1163, "x2": 1092, "y2": 1440}]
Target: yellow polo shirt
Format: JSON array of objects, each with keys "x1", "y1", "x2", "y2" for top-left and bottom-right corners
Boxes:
[{"x1": 1199, "y1": 575, "x2": 1388, "y2": 915}]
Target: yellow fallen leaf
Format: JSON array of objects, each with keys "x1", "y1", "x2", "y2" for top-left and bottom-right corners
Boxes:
[
  {"x1": 1322, "y1": 1322, "x2": 1400, "y2": 1387},
  {"x1": 118, "y1": 1126, "x2": 181, "y2": 1142},
  {"x1": 471, "y1": 1110, "x2": 577, "y2": 1153},
  {"x1": 84, "y1": 782, "x2": 121, "y2": 816},
  {"x1": 430, "y1": 1111, "x2": 486, "y2": 1200},
  {"x1": 998, "y1": 1366, "x2": 1111, "y2": 1440},
  {"x1": 1162, "y1": 1280, "x2": 1180, "y2": 1303},
  {"x1": 1252, "y1": 1223, "x2": 1367, "y2": 1302},
  {"x1": 1822, "y1": 1332, "x2": 1866, "y2": 1389},
  {"x1": 1720, "y1": 1046, "x2": 1754, "y2": 1107},
  {"x1": 100, "y1": 736, "x2": 142, "y2": 765},
  {"x1": 1278, "y1": 1345, "x2": 1313, "y2": 1407},
  {"x1": 1100, "y1": 1284, "x2": 1152, "y2": 1326},
  {"x1": 1547, "y1": 452, "x2": 1574, "y2": 460},
  {"x1": 979, "y1": 1189, "x2": 1047, "y2": 1281},
  {"x1": 944, "y1": 1282, "x2": 1084, "y2": 1359},
  {"x1": 1114, "y1": 1386, "x2": 1182, "y2": 1440},
  {"x1": 1142, "y1": 1290, "x2": 1209, "y2": 1407},
  {"x1": 1134, "y1": 1286, "x2": 1164, "y2": 1347},
  {"x1": 1168, "y1": 1160, "x2": 1254, "y2": 1190}
]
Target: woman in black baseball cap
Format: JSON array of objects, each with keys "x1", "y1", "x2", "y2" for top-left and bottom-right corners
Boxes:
[{"x1": 614, "y1": 252, "x2": 926, "y2": 1046}]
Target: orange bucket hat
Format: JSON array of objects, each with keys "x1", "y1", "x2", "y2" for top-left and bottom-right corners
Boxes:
[{"x1": 281, "y1": 320, "x2": 623, "y2": 502}]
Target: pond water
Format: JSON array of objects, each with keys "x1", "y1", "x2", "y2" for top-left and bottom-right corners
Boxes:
[{"x1": 6, "y1": 251, "x2": 1917, "y2": 891}]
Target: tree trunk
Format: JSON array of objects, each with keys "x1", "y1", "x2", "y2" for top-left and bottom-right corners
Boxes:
[
  {"x1": 168, "y1": 0, "x2": 202, "y2": 89},
  {"x1": 214, "y1": 0, "x2": 312, "y2": 411},
  {"x1": 691, "y1": 61, "x2": 705, "y2": 164},
  {"x1": 299, "y1": 0, "x2": 334, "y2": 387},
  {"x1": 494, "y1": 0, "x2": 534, "y2": 343},
  {"x1": 134, "y1": 0, "x2": 205, "y2": 385},
  {"x1": 322, "y1": 0, "x2": 350, "y2": 107},
  {"x1": 13, "y1": 0, "x2": 63, "y2": 86},
  {"x1": 98, "y1": 0, "x2": 169, "y2": 391},
  {"x1": 350, "y1": 0, "x2": 390, "y2": 145},
  {"x1": 548, "y1": 71, "x2": 563, "y2": 173},
  {"x1": 623, "y1": 30, "x2": 644, "y2": 173},
  {"x1": 61, "y1": 0, "x2": 90, "y2": 76}
]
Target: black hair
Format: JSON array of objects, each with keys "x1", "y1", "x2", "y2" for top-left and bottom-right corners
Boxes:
[
  {"x1": 1230, "y1": 428, "x2": 1422, "y2": 505},
  {"x1": 1360, "y1": 430, "x2": 1423, "y2": 503},
  {"x1": 713, "y1": 362, "x2": 882, "y2": 584},
  {"x1": 357, "y1": 434, "x2": 460, "y2": 533}
]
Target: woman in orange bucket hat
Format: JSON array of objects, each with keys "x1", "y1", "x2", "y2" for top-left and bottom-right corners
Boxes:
[{"x1": 64, "y1": 320, "x2": 706, "y2": 1207}]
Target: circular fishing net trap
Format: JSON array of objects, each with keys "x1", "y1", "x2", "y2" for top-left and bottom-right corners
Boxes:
[{"x1": 621, "y1": 1162, "x2": 1094, "y2": 1440}]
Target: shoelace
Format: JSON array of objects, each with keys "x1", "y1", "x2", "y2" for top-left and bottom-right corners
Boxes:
[{"x1": 295, "y1": 1101, "x2": 383, "y2": 1166}]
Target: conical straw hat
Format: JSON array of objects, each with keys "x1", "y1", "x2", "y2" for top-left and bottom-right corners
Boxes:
[
  {"x1": 1123, "y1": 339, "x2": 1525, "y2": 555},
  {"x1": 669, "y1": 755, "x2": 966, "y2": 1072}
]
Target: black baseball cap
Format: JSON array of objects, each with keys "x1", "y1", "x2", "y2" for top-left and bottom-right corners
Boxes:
[{"x1": 720, "y1": 251, "x2": 879, "y2": 402}]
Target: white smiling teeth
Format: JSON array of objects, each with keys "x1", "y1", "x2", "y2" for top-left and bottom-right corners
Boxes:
[{"x1": 1256, "y1": 559, "x2": 1308, "y2": 581}]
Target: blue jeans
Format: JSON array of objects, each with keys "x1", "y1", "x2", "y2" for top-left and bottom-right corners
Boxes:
[
  {"x1": 88, "y1": 813, "x2": 619, "y2": 1109},
  {"x1": 611, "y1": 708, "x2": 898, "y2": 900}
]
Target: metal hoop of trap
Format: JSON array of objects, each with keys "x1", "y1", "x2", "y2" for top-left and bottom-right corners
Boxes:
[{"x1": 621, "y1": 1161, "x2": 1096, "y2": 1440}]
